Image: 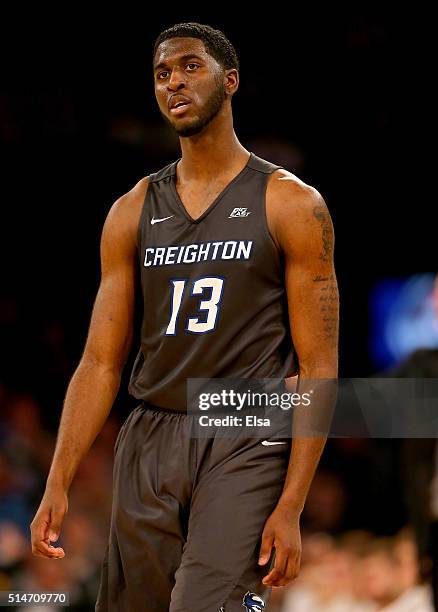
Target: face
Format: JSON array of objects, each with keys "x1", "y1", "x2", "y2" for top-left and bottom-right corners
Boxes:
[{"x1": 153, "y1": 37, "x2": 233, "y2": 137}]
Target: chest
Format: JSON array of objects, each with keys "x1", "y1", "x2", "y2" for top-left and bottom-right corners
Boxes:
[{"x1": 175, "y1": 180, "x2": 234, "y2": 220}]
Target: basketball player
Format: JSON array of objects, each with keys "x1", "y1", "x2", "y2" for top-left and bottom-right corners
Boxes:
[{"x1": 30, "y1": 23, "x2": 339, "y2": 611}]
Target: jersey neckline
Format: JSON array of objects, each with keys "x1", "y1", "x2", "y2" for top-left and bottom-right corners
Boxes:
[{"x1": 169, "y1": 151, "x2": 254, "y2": 224}]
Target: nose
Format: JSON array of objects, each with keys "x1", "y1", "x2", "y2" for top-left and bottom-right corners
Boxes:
[{"x1": 167, "y1": 67, "x2": 186, "y2": 91}]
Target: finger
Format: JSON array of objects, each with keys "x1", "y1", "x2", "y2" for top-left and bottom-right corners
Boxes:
[
  {"x1": 47, "y1": 544, "x2": 66, "y2": 559},
  {"x1": 30, "y1": 513, "x2": 51, "y2": 543},
  {"x1": 258, "y1": 531, "x2": 274, "y2": 565},
  {"x1": 262, "y1": 548, "x2": 288, "y2": 586},
  {"x1": 48, "y1": 506, "x2": 65, "y2": 543},
  {"x1": 30, "y1": 516, "x2": 51, "y2": 555},
  {"x1": 283, "y1": 554, "x2": 301, "y2": 585},
  {"x1": 33, "y1": 547, "x2": 65, "y2": 559},
  {"x1": 38, "y1": 538, "x2": 65, "y2": 556},
  {"x1": 32, "y1": 539, "x2": 65, "y2": 559},
  {"x1": 273, "y1": 555, "x2": 300, "y2": 587}
]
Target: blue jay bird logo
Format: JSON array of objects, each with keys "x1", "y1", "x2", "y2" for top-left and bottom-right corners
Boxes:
[{"x1": 242, "y1": 591, "x2": 265, "y2": 611}]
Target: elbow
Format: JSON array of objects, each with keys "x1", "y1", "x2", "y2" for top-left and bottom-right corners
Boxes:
[
  {"x1": 78, "y1": 353, "x2": 125, "y2": 381},
  {"x1": 297, "y1": 356, "x2": 338, "y2": 380}
]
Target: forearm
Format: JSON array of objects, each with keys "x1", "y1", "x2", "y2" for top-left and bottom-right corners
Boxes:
[
  {"x1": 278, "y1": 436, "x2": 326, "y2": 515},
  {"x1": 47, "y1": 358, "x2": 121, "y2": 491},
  {"x1": 279, "y1": 365, "x2": 337, "y2": 514}
]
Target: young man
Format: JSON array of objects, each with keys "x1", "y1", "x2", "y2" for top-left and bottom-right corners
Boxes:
[{"x1": 30, "y1": 22, "x2": 339, "y2": 611}]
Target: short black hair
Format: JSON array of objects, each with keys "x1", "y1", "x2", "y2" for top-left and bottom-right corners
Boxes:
[{"x1": 153, "y1": 22, "x2": 239, "y2": 72}]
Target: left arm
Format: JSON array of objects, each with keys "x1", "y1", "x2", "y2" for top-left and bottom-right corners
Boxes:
[{"x1": 258, "y1": 172, "x2": 339, "y2": 587}]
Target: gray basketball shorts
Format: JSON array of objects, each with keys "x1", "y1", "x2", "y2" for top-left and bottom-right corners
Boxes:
[{"x1": 95, "y1": 402, "x2": 291, "y2": 611}]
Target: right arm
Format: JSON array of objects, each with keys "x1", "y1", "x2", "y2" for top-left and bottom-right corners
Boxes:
[{"x1": 30, "y1": 177, "x2": 148, "y2": 558}]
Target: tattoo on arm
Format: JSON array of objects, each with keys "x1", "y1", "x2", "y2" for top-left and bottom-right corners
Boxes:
[
  {"x1": 313, "y1": 274, "x2": 339, "y2": 346},
  {"x1": 313, "y1": 204, "x2": 333, "y2": 262}
]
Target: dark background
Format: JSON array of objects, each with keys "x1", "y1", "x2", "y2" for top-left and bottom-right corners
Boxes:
[
  {"x1": 2, "y1": 10, "x2": 429, "y2": 392},
  {"x1": 1, "y1": 10, "x2": 408, "y2": 390}
]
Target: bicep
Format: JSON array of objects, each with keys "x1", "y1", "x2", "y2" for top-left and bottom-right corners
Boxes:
[{"x1": 280, "y1": 191, "x2": 339, "y2": 373}]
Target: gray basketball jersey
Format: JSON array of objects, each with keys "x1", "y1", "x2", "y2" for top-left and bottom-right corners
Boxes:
[{"x1": 128, "y1": 152, "x2": 296, "y2": 411}]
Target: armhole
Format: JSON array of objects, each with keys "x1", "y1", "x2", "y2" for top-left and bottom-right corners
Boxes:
[
  {"x1": 262, "y1": 169, "x2": 283, "y2": 267},
  {"x1": 136, "y1": 177, "x2": 151, "y2": 264}
]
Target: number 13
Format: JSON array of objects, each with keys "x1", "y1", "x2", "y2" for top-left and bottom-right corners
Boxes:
[{"x1": 165, "y1": 276, "x2": 225, "y2": 335}]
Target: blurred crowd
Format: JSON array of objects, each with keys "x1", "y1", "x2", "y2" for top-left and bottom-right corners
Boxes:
[
  {"x1": 0, "y1": 384, "x2": 434, "y2": 610},
  {"x1": 272, "y1": 530, "x2": 433, "y2": 611},
  {"x1": 0, "y1": 388, "x2": 117, "y2": 610}
]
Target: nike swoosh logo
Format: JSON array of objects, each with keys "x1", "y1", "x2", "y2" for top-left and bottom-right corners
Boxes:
[
  {"x1": 261, "y1": 440, "x2": 287, "y2": 446},
  {"x1": 151, "y1": 215, "x2": 174, "y2": 225}
]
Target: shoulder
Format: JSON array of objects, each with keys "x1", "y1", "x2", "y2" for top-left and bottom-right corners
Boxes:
[
  {"x1": 266, "y1": 168, "x2": 332, "y2": 252},
  {"x1": 267, "y1": 168, "x2": 326, "y2": 217},
  {"x1": 103, "y1": 176, "x2": 150, "y2": 249}
]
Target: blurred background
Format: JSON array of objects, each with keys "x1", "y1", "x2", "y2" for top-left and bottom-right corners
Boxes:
[{"x1": 1, "y1": 7, "x2": 436, "y2": 611}]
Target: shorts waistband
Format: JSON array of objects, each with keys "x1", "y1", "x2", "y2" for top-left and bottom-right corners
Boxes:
[
  {"x1": 140, "y1": 401, "x2": 187, "y2": 415},
  {"x1": 139, "y1": 400, "x2": 274, "y2": 416}
]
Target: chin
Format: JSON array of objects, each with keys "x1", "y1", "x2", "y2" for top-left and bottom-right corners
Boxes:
[{"x1": 175, "y1": 121, "x2": 206, "y2": 138}]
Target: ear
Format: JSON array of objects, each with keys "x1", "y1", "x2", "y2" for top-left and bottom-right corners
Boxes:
[{"x1": 224, "y1": 68, "x2": 239, "y2": 96}]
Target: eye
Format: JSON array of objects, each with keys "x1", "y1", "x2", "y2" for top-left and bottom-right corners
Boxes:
[
  {"x1": 186, "y1": 63, "x2": 200, "y2": 71},
  {"x1": 157, "y1": 71, "x2": 169, "y2": 80}
]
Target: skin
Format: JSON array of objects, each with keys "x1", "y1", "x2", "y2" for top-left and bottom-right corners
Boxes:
[
  {"x1": 30, "y1": 36, "x2": 339, "y2": 591},
  {"x1": 258, "y1": 174, "x2": 338, "y2": 587}
]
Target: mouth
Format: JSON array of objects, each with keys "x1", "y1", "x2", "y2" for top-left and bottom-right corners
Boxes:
[{"x1": 169, "y1": 101, "x2": 191, "y2": 116}]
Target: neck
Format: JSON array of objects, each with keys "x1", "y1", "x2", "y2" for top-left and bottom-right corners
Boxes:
[{"x1": 177, "y1": 110, "x2": 249, "y2": 180}]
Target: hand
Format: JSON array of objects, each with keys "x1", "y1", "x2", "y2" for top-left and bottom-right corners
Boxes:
[
  {"x1": 258, "y1": 502, "x2": 301, "y2": 587},
  {"x1": 30, "y1": 484, "x2": 68, "y2": 559}
]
